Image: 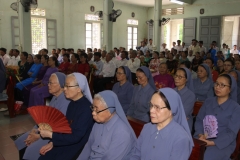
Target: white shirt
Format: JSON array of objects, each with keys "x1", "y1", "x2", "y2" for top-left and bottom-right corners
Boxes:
[
  {"x1": 187, "y1": 56, "x2": 194, "y2": 62},
  {"x1": 101, "y1": 57, "x2": 106, "y2": 63},
  {"x1": 116, "y1": 58, "x2": 128, "y2": 68},
  {"x1": 182, "y1": 47, "x2": 187, "y2": 51},
  {"x1": 88, "y1": 60, "x2": 95, "y2": 65},
  {"x1": 221, "y1": 48, "x2": 228, "y2": 59},
  {"x1": 58, "y1": 54, "x2": 63, "y2": 64},
  {"x1": 147, "y1": 44, "x2": 153, "y2": 51},
  {"x1": 7, "y1": 56, "x2": 20, "y2": 66},
  {"x1": 99, "y1": 60, "x2": 116, "y2": 77},
  {"x1": 160, "y1": 47, "x2": 168, "y2": 52},
  {"x1": 94, "y1": 60, "x2": 104, "y2": 75},
  {"x1": 174, "y1": 45, "x2": 183, "y2": 53},
  {"x1": 126, "y1": 57, "x2": 140, "y2": 73},
  {"x1": 140, "y1": 46, "x2": 148, "y2": 55},
  {"x1": 199, "y1": 46, "x2": 207, "y2": 53},
  {"x1": 231, "y1": 49, "x2": 239, "y2": 55},
  {"x1": 0, "y1": 54, "x2": 10, "y2": 66}
]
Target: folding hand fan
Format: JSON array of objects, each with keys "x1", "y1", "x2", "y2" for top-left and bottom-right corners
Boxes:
[{"x1": 27, "y1": 106, "x2": 72, "y2": 134}]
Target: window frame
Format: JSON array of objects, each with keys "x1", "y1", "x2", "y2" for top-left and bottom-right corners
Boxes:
[{"x1": 127, "y1": 26, "x2": 138, "y2": 51}]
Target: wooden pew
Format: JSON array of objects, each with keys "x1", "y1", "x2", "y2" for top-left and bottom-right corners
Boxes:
[
  {"x1": 6, "y1": 76, "x2": 16, "y2": 118},
  {"x1": 127, "y1": 116, "x2": 206, "y2": 160},
  {"x1": 192, "y1": 101, "x2": 203, "y2": 117},
  {"x1": 231, "y1": 130, "x2": 240, "y2": 160}
]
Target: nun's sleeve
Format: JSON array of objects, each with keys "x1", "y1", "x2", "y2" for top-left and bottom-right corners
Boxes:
[
  {"x1": 169, "y1": 137, "x2": 192, "y2": 160},
  {"x1": 212, "y1": 105, "x2": 240, "y2": 149},
  {"x1": 184, "y1": 92, "x2": 195, "y2": 118},
  {"x1": 127, "y1": 87, "x2": 137, "y2": 116},
  {"x1": 206, "y1": 84, "x2": 214, "y2": 98}
]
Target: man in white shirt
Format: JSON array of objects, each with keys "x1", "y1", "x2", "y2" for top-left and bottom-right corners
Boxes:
[
  {"x1": 160, "y1": 43, "x2": 168, "y2": 52},
  {"x1": 116, "y1": 51, "x2": 128, "y2": 68},
  {"x1": 94, "y1": 52, "x2": 116, "y2": 93},
  {"x1": 182, "y1": 42, "x2": 187, "y2": 51},
  {"x1": 187, "y1": 50, "x2": 194, "y2": 62},
  {"x1": 221, "y1": 43, "x2": 228, "y2": 59},
  {"x1": 147, "y1": 39, "x2": 153, "y2": 51},
  {"x1": 0, "y1": 48, "x2": 10, "y2": 66},
  {"x1": 174, "y1": 40, "x2": 183, "y2": 53},
  {"x1": 188, "y1": 39, "x2": 200, "y2": 56},
  {"x1": 126, "y1": 50, "x2": 140, "y2": 80},
  {"x1": 199, "y1": 41, "x2": 207, "y2": 53},
  {"x1": 231, "y1": 45, "x2": 239, "y2": 55},
  {"x1": 88, "y1": 52, "x2": 94, "y2": 65},
  {"x1": 7, "y1": 49, "x2": 20, "y2": 66},
  {"x1": 93, "y1": 52, "x2": 103, "y2": 76},
  {"x1": 115, "y1": 49, "x2": 121, "y2": 60},
  {"x1": 140, "y1": 41, "x2": 148, "y2": 55}
]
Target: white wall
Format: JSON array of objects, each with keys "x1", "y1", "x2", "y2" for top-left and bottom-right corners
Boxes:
[{"x1": 0, "y1": 0, "x2": 148, "y2": 52}]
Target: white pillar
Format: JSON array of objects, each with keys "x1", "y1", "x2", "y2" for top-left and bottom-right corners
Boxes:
[
  {"x1": 103, "y1": 0, "x2": 113, "y2": 52},
  {"x1": 232, "y1": 17, "x2": 239, "y2": 46},
  {"x1": 153, "y1": 0, "x2": 162, "y2": 51},
  {"x1": 18, "y1": 3, "x2": 32, "y2": 53}
]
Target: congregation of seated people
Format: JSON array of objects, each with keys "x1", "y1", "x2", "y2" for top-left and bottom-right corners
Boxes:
[{"x1": 1, "y1": 37, "x2": 240, "y2": 160}]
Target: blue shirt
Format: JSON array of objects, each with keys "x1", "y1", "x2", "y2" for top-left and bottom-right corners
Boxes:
[
  {"x1": 194, "y1": 97, "x2": 240, "y2": 160},
  {"x1": 174, "y1": 86, "x2": 195, "y2": 131},
  {"x1": 193, "y1": 78, "x2": 214, "y2": 101},
  {"x1": 130, "y1": 120, "x2": 192, "y2": 160},
  {"x1": 78, "y1": 114, "x2": 135, "y2": 160},
  {"x1": 112, "y1": 81, "x2": 134, "y2": 114},
  {"x1": 95, "y1": 60, "x2": 103, "y2": 75},
  {"x1": 127, "y1": 83, "x2": 155, "y2": 122}
]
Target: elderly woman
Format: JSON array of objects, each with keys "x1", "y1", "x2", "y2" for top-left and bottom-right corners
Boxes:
[
  {"x1": 174, "y1": 68, "x2": 195, "y2": 131},
  {"x1": 130, "y1": 88, "x2": 194, "y2": 159},
  {"x1": 194, "y1": 74, "x2": 240, "y2": 160},
  {"x1": 193, "y1": 64, "x2": 214, "y2": 101},
  {"x1": 38, "y1": 73, "x2": 94, "y2": 160},
  {"x1": 153, "y1": 62, "x2": 175, "y2": 89},
  {"x1": 112, "y1": 66, "x2": 134, "y2": 114},
  {"x1": 28, "y1": 56, "x2": 58, "y2": 107},
  {"x1": 127, "y1": 66, "x2": 156, "y2": 122},
  {"x1": 78, "y1": 91, "x2": 136, "y2": 159},
  {"x1": 14, "y1": 72, "x2": 70, "y2": 160}
]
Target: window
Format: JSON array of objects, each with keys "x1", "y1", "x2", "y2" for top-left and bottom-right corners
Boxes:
[
  {"x1": 85, "y1": 23, "x2": 101, "y2": 50},
  {"x1": 162, "y1": 7, "x2": 184, "y2": 16},
  {"x1": 127, "y1": 19, "x2": 138, "y2": 25},
  {"x1": 85, "y1": 14, "x2": 100, "y2": 21},
  {"x1": 127, "y1": 27, "x2": 138, "y2": 51},
  {"x1": 31, "y1": 17, "x2": 47, "y2": 54}
]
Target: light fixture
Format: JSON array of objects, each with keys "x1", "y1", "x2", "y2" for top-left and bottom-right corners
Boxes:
[{"x1": 170, "y1": 0, "x2": 184, "y2": 5}]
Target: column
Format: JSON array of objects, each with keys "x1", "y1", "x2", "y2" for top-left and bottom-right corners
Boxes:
[
  {"x1": 18, "y1": 3, "x2": 32, "y2": 53},
  {"x1": 232, "y1": 17, "x2": 239, "y2": 46},
  {"x1": 103, "y1": 0, "x2": 113, "y2": 52},
  {"x1": 153, "y1": 0, "x2": 162, "y2": 51}
]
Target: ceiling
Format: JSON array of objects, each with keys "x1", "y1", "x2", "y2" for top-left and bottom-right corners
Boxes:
[{"x1": 114, "y1": 0, "x2": 174, "y2": 7}]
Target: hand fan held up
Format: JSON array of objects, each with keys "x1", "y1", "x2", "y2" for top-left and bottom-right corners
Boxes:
[{"x1": 27, "y1": 106, "x2": 72, "y2": 134}]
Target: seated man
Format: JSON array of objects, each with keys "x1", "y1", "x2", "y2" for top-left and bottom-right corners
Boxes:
[
  {"x1": 93, "y1": 52, "x2": 103, "y2": 76},
  {"x1": 7, "y1": 49, "x2": 20, "y2": 66},
  {"x1": 126, "y1": 50, "x2": 140, "y2": 82},
  {"x1": 78, "y1": 91, "x2": 136, "y2": 160},
  {"x1": 93, "y1": 53, "x2": 116, "y2": 93},
  {"x1": 116, "y1": 51, "x2": 128, "y2": 68},
  {"x1": 14, "y1": 72, "x2": 70, "y2": 160}
]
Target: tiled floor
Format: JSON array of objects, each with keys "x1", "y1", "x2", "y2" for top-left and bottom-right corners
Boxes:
[{"x1": 0, "y1": 103, "x2": 35, "y2": 160}]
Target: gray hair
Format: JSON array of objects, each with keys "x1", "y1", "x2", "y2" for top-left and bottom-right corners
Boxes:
[
  {"x1": 94, "y1": 94, "x2": 108, "y2": 108},
  {"x1": 107, "y1": 52, "x2": 114, "y2": 58},
  {"x1": 50, "y1": 73, "x2": 59, "y2": 84},
  {"x1": 66, "y1": 74, "x2": 78, "y2": 85}
]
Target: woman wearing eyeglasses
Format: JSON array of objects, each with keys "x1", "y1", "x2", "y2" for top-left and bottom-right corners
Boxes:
[
  {"x1": 174, "y1": 68, "x2": 195, "y2": 131},
  {"x1": 130, "y1": 88, "x2": 194, "y2": 159},
  {"x1": 127, "y1": 66, "x2": 156, "y2": 122},
  {"x1": 194, "y1": 74, "x2": 240, "y2": 160},
  {"x1": 222, "y1": 58, "x2": 234, "y2": 74},
  {"x1": 38, "y1": 73, "x2": 94, "y2": 160},
  {"x1": 112, "y1": 66, "x2": 134, "y2": 114},
  {"x1": 78, "y1": 90, "x2": 136, "y2": 159},
  {"x1": 193, "y1": 63, "x2": 214, "y2": 101}
]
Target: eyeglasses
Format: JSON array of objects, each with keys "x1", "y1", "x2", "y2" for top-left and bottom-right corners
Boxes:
[
  {"x1": 90, "y1": 105, "x2": 115, "y2": 114},
  {"x1": 214, "y1": 82, "x2": 230, "y2": 88},
  {"x1": 149, "y1": 102, "x2": 167, "y2": 112},
  {"x1": 64, "y1": 84, "x2": 79, "y2": 89},
  {"x1": 116, "y1": 72, "x2": 125, "y2": 75},
  {"x1": 174, "y1": 75, "x2": 186, "y2": 79}
]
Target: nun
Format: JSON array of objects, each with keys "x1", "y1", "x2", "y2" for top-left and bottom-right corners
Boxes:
[
  {"x1": 130, "y1": 88, "x2": 194, "y2": 159},
  {"x1": 112, "y1": 66, "x2": 134, "y2": 114},
  {"x1": 193, "y1": 63, "x2": 214, "y2": 101},
  {"x1": 174, "y1": 67, "x2": 196, "y2": 131},
  {"x1": 229, "y1": 70, "x2": 240, "y2": 104},
  {"x1": 127, "y1": 66, "x2": 156, "y2": 122},
  {"x1": 38, "y1": 73, "x2": 94, "y2": 160},
  {"x1": 77, "y1": 90, "x2": 136, "y2": 159},
  {"x1": 194, "y1": 74, "x2": 240, "y2": 160},
  {"x1": 0, "y1": 59, "x2": 6, "y2": 100},
  {"x1": 14, "y1": 72, "x2": 70, "y2": 160}
]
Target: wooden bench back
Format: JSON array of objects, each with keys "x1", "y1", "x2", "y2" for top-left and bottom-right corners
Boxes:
[{"x1": 192, "y1": 101, "x2": 203, "y2": 117}]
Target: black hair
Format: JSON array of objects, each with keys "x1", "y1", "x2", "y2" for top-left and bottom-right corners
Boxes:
[
  {"x1": 21, "y1": 52, "x2": 28, "y2": 58},
  {"x1": 35, "y1": 54, "x2": 42, "y2": 60},
  {"x1": 0, "y1": 48, "x2": 7, "y2": 53},
  {"x1": 42, "y1": 55, "x2": 49, "y2": 61},
  {"x1": 205, "y1": 57, "x2": 214, "y2": 64},
  {"x1": 80, "y1": 53, "x2": 88, "y2": 64},
  {"x1": 177, "y1": 68, "x2": 187, "y2": 79},
  {"x1": 94, "y1": 52, "x2": 101, "y2": 58},
  {"x1": 224, "y1": 58, "x2": 235, "y2": 66},
  {"x1": 119, "y1": 66, "x2": 126, "y2": 74},
  {"x1": 63, "y1": 53, "x2": 70, "y2": 62},
  {"x1": 218, "y1": 74, "x2": 232, "y2": 87},
  {"x1": 42, "y1": 48, "x2": 48, "y2": 54},
  {"x1": 199, "y1": 41, "x2": 203, "y2": 44},
  {"x1": 50, "y1": 56, "x2": 59, "y2": 67},
  {"x1": 180, "y1": 61, "x2": 191, "y2": 69},
  {"x1": 72, "y1": 53, "x2": 80, "y2": 62},
  {"x1": 14, "y1": 49, "x2": 20, "y2": 54},
  {"x1": 122, "y1": 51, "x2": 128, "y2": 57},
  {"x1": 153, "y1": 91, "x2": 171, "y2": 110},
  {"x1": 153, "y1": 51, "x2": 159, "y2": 57}
]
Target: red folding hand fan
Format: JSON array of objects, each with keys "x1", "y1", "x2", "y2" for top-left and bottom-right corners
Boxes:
[{"x1": 27, "y1": 106, "x2": 72, "y2": 134}]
